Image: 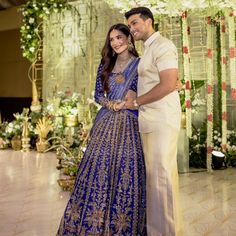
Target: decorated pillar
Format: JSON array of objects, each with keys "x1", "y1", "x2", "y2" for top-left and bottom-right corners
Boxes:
[
  {"x1": 220, "y1": 16, "x2": 227, "y2": 152},
  {"x1": 181, "y1": 11, "x2": 192, "y2": 137}
]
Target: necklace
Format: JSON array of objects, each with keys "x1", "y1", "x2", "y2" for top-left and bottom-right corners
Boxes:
[
  {"x1": 114, "y1": 57, "x2": 132, "y2": 84},
  {"x1": 115, "y1": 72, "x2": 125, "y2": 84}
]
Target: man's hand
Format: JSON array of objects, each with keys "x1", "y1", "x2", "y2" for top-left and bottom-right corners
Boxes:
[
  {"x1": 176, "y1": 79, "x2": 183, "y2": 91},
  {"x1": 124, "y1": 97, "x2": 136, "y2": 109}
]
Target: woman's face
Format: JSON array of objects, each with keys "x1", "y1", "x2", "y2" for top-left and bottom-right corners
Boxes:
[{"x1": 109, "y1": 29, "x2": 129, "y2": 55}]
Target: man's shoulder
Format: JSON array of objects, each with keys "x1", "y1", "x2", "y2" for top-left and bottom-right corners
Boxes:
[
  {"x1": 149, "y1": 34, "x2": 177, "y2": 56},
  {"x1": 155, "y1": 34, "x2": 175, "y2": 48}
]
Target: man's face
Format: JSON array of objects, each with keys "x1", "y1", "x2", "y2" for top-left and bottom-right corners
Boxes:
[{"x1": 127, "y1": 14, "x2": 151, "y2": 42}]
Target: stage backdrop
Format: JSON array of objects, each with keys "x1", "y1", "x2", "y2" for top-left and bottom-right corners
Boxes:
[
  {"x1": 42, "y1": 1, "x2": 236, "y2": 129},
  {"x1": 43, "y1": 0, "x2": 123, "y2": 100}
]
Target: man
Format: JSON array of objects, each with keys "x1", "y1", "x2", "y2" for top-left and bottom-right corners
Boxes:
[{"x1": 124, "y1": 7, "x2": 182, "y2": 236}]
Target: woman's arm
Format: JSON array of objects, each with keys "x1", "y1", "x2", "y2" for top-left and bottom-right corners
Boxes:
[{"x1": 94, "y1": 63, "x2": 124, "y2": 111}]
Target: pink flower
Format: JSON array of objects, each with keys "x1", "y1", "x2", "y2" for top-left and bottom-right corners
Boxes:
[
  {"x1": 207, "y1": 85, "x2": 213, "y2": 94},
  {"x1": 185, "y1": 81, "x2": 191, "y2": 90},
  {"x1": 222, "y1": 82, "x2": 227, "y2": 91},
  {"x1": 229, "y1": 47, "x2": 235, "y2": 58},
  {"x1": 207, "y1": 114, "x2": 213, "y2": 122},
  {"x1": 207, "y1": 49, "x2": 212, "y2": 58},
  {"x1": 183, "y1": 46, "x2": 188, "y2": 54},
  {"x1": 231, "y1": 88, "x2": 236, "y2": 100},
  {"x1": 207, "y1": 146, "x2": 212, "y2": 154},
  {"x1": 185, "y1": 100, "x2": 191, "y2": 108},
  {"x1": 222, "y1": 112, "x2": 227, "y2": 121},
  {"x1": 222, "y1": 57, "x2": 227, "y2": 65}
]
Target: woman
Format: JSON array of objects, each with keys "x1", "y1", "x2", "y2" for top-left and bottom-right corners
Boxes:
[{"x1": 57, "y1": 23, "x2": 146, "y2": 236}]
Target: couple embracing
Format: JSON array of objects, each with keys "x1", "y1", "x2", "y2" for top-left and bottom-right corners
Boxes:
[{"x1": 57, "y1": 7, "x2": 182, "y2": 236}]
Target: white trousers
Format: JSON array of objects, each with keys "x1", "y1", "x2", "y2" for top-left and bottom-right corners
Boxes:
[{"x1": 141, "y1": 125, "x2": 182, "y2": 236}]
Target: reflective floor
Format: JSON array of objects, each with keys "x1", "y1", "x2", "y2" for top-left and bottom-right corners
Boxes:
[{"x1": 0, "y1": 150, "x2": 236, "y2": 236}]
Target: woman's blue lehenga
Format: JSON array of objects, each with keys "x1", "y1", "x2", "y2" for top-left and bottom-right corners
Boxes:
[{"x1": 57, "y1": 58, "x2": 146, "y2": 236}]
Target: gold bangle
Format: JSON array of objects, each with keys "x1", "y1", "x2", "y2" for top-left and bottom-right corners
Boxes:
[
  {"x1": 113, "y1": 102, "x2": 119, "y2": 111},
  {"x1": 108, "y1": 101, "x2": 113, "y2": 110}
]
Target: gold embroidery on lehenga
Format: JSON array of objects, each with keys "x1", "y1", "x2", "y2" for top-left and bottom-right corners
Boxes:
[
  {"x1": 58, "y1": 110, "x2": 145, "y2": 235},
  {"x1": 112, "y1": 213, "x2": 129, "y2": 233}
]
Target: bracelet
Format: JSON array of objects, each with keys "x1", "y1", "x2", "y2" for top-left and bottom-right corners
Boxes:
[
  {"x1": 113, "y1": 102, "x2": 119, "y2": 112},
  {"x1": 133, "y1": 99, "x2": 139, "y2": 109},
  {"x1": 107, "y1": 101, "x2": 114, "y2": 110}
]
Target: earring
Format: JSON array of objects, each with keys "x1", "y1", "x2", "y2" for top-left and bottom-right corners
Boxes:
[{"x1": 128, "y1": 41, "x2": 134, "y2": 51}]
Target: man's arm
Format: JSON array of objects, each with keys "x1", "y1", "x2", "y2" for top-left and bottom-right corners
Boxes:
[{"x1": 125, "y1": 68, "x2": 178, "y2": 109}]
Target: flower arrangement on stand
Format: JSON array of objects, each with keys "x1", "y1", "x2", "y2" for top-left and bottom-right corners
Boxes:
[
  {"x1": 4, "y1": 109, "x2": 31, "y2": 151},
  {"x1": 189, "y1": 123, "x2": 236, "y2": 168},
  {"x1": 226, "y1": 130, "x2": 236, "y2": 167},
  {"x1": 42, "y1": 90, "x2": 100, "y2": 190},
  {"x1": 0, "y1": 122, "x2": 10, "y2": 149}
]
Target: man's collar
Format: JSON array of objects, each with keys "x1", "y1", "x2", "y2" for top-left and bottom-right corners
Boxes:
[{"x1": 144, "y1": 32, "x2": 160, "y2": 48}]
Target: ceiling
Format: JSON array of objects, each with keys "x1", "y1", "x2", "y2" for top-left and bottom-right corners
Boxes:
[{"x1": 0, "y1": 0, "x2": 26, "y2": 10}]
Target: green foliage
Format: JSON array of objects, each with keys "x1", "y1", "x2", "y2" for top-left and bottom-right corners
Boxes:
[
  {"x1": 179, "y1": 80, "x2": 205, "y2": 112},
  {"x1": 189, "y1": 123, "x2": 207, "y2": 168},
  {"x1": 20, "y1": 0, "x2": 72, "y2": 61},
  {"x1": 189, "y1": 122, "x2": 236, "y2": 168}
]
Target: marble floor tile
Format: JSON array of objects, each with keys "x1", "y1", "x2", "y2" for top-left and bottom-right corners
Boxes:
[{"x1": 0, "y1": 149, "x2": 236, "y2": 236}]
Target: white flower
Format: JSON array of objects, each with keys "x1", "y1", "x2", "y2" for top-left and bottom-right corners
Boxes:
[
  {"x1": 27, "y1": 34, "x2": 32, "y2": 39},
  {"x1": 29, "y1": 47, "x2": 35, "y2": 52},
  {"x1": 192, "y1": 135, "x2": 198, "y2": 140},
  {"x1": 70, "y1": 108, "x2": 78, "y2": 115},
  {"x1": 29, "y1": 18, "x2": 35, "y2": 24}
]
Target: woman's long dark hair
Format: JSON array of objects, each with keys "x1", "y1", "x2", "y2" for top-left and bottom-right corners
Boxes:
[{"x1": 100, "y1": 23, "x2": 139, "y2": 93}]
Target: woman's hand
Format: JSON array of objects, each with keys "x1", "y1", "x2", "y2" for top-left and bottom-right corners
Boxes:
[{"x1": 114, "y1": 101, "x2": 126, "y2": 111}]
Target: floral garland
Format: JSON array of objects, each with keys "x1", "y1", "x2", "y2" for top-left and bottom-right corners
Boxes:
[
  {"x1": 20, "y1": 0, "x2": 72, "y2": 62},
  {"x1": 206, "y1": 16, "x2": 214, "y2": 171},
  {"x1": 104, "y1": 0, "x2": 236, "y2": 19},
  {"x1": 220, "y1": 16, "x2": 227, "y2": 152},
  {"x1": 181, "y1": 11, "x2": 192, "y2": 137},
  {"x1": 228, "y1": 11, "x2": 236, "y2": 100}
]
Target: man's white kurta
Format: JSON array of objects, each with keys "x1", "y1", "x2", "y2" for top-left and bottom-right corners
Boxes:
[{"x1": 138, "y1": 32, "x2": 182, "y2": 236}]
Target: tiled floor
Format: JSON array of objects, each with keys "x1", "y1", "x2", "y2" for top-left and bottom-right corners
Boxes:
[{"x1": 0, "y1": 150, "x2": 236, "y2": 236}]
